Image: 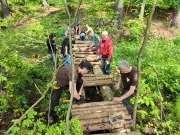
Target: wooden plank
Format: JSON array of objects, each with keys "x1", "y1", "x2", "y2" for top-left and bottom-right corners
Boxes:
[
  {"x1": 75, "y1": 111, "x2": 125, "y2": 120},
  {"x1": 72, "y1": 101, "x2": 122, "y2": 108},
  {"x1": 83, "y1": 79, "x2": 112, "y2": 87},
  {"x1": 83, "y1": 76, "x2": 112, "y2": 81},
  {"x1": 71, "y1": 104, "x2": 125, "y2": 113},
  {"x1": 83, "y1": 121, "x2": 132, "y2": 131},
  {"x1": 75, "y1": 40, "x2": 92, "y2": 44},
  {"x1": 72, "y1": 107, "x2": 129, "y2": 116}
]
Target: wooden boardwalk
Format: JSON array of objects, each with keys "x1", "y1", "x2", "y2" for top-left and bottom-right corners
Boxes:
[{"x1": 71, "y1": 39, "x2": 141, "y2": 135}]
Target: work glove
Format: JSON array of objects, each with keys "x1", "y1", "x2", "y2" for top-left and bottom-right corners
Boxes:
[{"x1": 106, "y1": 60, "x2": 110, "y2": 65}]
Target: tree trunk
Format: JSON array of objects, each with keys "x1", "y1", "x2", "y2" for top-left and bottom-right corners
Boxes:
[
  {"x1": 133, "y1": 0, "x2": 158, "y2": 126},
  {"x1": 115, "y1": 0, "x2": 124, "y2": 29},
  {"x1": 139, "y1": 0, "x2": 146, "y2": 20},
  {"x1": 0, "y1": 0, "x2": 11, "y2": 18}
]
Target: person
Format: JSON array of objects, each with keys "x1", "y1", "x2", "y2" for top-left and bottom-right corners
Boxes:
[
  {"x1": 113, "y1": 60, "x2": 137, "y2": 114},
  {"x1": 86, "y1": 24, "x2": 94, "y2": 34},
  {"x1": 73, "y1": 19, "x2": 80, "y2": 35},
  {"x1": 46, "y1": 33, "x2": 57, "y2": 70},
  {"x1": 80, "y1": 31, "x2": 86, "y2": 41},
  {"x1": 61, "y1": 35, "x2": 75, "y2": 66},
  {"x1": 87, "y1": 31, "x2": 100, "y2": 54},
  {"x1": 64, "y1": 26, "x2": 72, "y2": 37},
  {"x1": 98, "y1": 31, "x2": 113, "y2": 75},
  {"x1": 50, "y1": 60, "x2": 92, "y2": 123}
]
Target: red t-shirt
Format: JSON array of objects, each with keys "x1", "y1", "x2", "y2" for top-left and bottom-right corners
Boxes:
[{"x1": 98, "y1": 38, "x2": 113, "y2": 61}]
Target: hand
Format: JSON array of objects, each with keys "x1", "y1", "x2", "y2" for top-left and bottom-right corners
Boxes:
[
  {"x1": 113, "y1": 97, "x2": 122, "y2": 102},
  {"x1": 106, "y1": 60, "x2": 110, "y2": 65},
  {"x1": 97, "y1": 56, "x2": 101, "y2": 60},
  {"x1": 75, "y1": 93, "x2": 80, "y2": 100}
]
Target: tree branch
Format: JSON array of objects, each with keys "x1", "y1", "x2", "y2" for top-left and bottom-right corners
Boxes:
[
  {"x1": 61, "y1": 0, "x2": 82, "y2": 134},
  {"x1": 133, "y1": 0, "x2": 158, "y2": 126},
  {"x1": 34, "y1": 83, "x2": 43, "y2": 95},
  {"x1": 5, "y1": 62, "x2": 65, "y2": 134}
]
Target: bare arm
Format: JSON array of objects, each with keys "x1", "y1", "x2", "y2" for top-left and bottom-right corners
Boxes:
[
  {"x1": 120, "y1": 86, "x2": 136, "y2": 100},
  {"x1": 69, "y1": 81, "x2": 80, "y2": 100}
]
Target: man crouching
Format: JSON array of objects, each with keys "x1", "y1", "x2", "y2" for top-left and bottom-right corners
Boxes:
[{"x1": 50, "y1": 60, "x2": 92, "y2": 123}]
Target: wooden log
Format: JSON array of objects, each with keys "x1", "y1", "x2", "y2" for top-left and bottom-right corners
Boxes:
[
  {"x1": 91, "y1": 131, "x2": 142, "y2": 135},
  {"x1": 73, "y1": 52, "x2": 95, "y2": 54},
  {"x1": 75, "y1": 111, "x2": 125, "y2": 120},
  {"x1": 80, "y1": 117, "x2": 126, "y2": 126},
  {"x1": 72, "y1": 47, "x2": 96, "y2": 52},
  {"x1": 74, "y1": 62, "x2": 101, "y2": 65},
  {"x1": 73, "y1": 44, "x2": 91, "y2": 47},
  {"x1": 83, "y1": 79, "x2": 112, "y2": 87},
  {"x1": 83, "y1": 76, "x2": 112, "y2": 81},
  {"x1": 75, "y1": 40, "x2": 92, "y2": 44},
  {"x1": 72, "y1": 101, "x2": 122, "y2": 108},
  {"x1": 74, "y1": 57, "x2": 99, "y2": 62},
  {"x1": 71, "y1": 107, "x2": 128, "y2": 115},
  {"x1": 83, "y1": 121, "x2": 132, "y2": 131},
  {"x1": 83, "y1": 74, "x2": 111, "y2": 77},
  {"x1": 71, "y1": 104, "x2": 124, "y2": 113},
  {"x1": 93, "y1": 65, "x2": 114, "y2": 100},
  {"x1": 73, "y1": 54, "x2": 97, "y2": 58}
]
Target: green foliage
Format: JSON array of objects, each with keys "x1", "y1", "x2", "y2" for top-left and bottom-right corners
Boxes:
[
  {"x1": 0, "y1": 96, "x2": 9, "y2": 114},
  {"x1": 46, "y1": 119, "x2": 83, "y2": 135},
  {"x1": 123, "y1": 19, "x2": 145, "y2": 41},
  {"x1": 175, "y1": 97, "x2": 180, "y2": 122},
  {"x1": 124, "y1": 0, "x2": 180, "y2": 10}
]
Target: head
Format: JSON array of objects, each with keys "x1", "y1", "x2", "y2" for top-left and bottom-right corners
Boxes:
[
  {"x1": 78, "y1": 60, "x2": 92, "y2": 75},
  {"x1": 102, "y1": 31, "x2": 108, "y2": 40},
  {"x1": 87, "y1": 31, "x2": 93, "y2": 37},
  {"x1": 49, "y1": 33, "x2": 56, "y2": 40},
  {"x1": 118, "y1": 60, "x2": 131, "y2": 73}
]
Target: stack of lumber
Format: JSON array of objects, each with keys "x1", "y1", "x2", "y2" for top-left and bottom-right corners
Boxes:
[
  {"x1": 72, "y1": 41, "x2": 100, "y2": 65},
  {"x1": 71, "y1": 101, "x2": 133, "y2": 132}
]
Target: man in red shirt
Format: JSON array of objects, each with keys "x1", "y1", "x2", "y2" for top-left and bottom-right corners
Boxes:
[{"x1": 98, "y1": 31, "x2": 113, "y2": 75}]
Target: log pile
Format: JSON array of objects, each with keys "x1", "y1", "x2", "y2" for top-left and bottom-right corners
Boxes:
[{"x1": 71, "y1": 101, "x2": 132, "y2": 132}]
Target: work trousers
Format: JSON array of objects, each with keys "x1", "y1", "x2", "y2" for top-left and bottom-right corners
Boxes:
[
  {"x1": 50, "y1": 78, "x2": 83, "y2": 120},
  {"x1": 122, "y1": 89, "x2": 134, "y2": 115}
]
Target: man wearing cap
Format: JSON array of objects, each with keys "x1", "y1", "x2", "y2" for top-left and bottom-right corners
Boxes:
[
  {"x1": 50, "y1": 60, "x2": 92, "y2": 123},
  {"x1": 98, "y1": 31, "x2": 113, "y2": 75},
  {"x1": 113, "y1": 60, "x2": 138, "y2": 114}
]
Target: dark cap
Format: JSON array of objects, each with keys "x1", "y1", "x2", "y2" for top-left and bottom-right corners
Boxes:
[{"x1": 79, "y1": 60, "x2": 93, "y2": 71}]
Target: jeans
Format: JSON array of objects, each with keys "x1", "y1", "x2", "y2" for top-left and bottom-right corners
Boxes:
[
  {"x1": 64, "y1": 55, "x2": 72, "y2": 66},
  {"x1": 48, "y1": 53, "x2": 55, "y2": 70},
  {"x1": 101, "y1": 56, "x2": 112, "y2": 75},
  {"x1": 122, "y1": 89, "x2": 134, "y2": 114}
]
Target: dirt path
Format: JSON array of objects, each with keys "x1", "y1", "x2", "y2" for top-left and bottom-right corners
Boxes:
[
  {"x1": 12, "y1": 7, "x2": 62, "y2": 29},
  {"x1": 151, "y1": 20, "x2": 179, "y2": 40}
]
